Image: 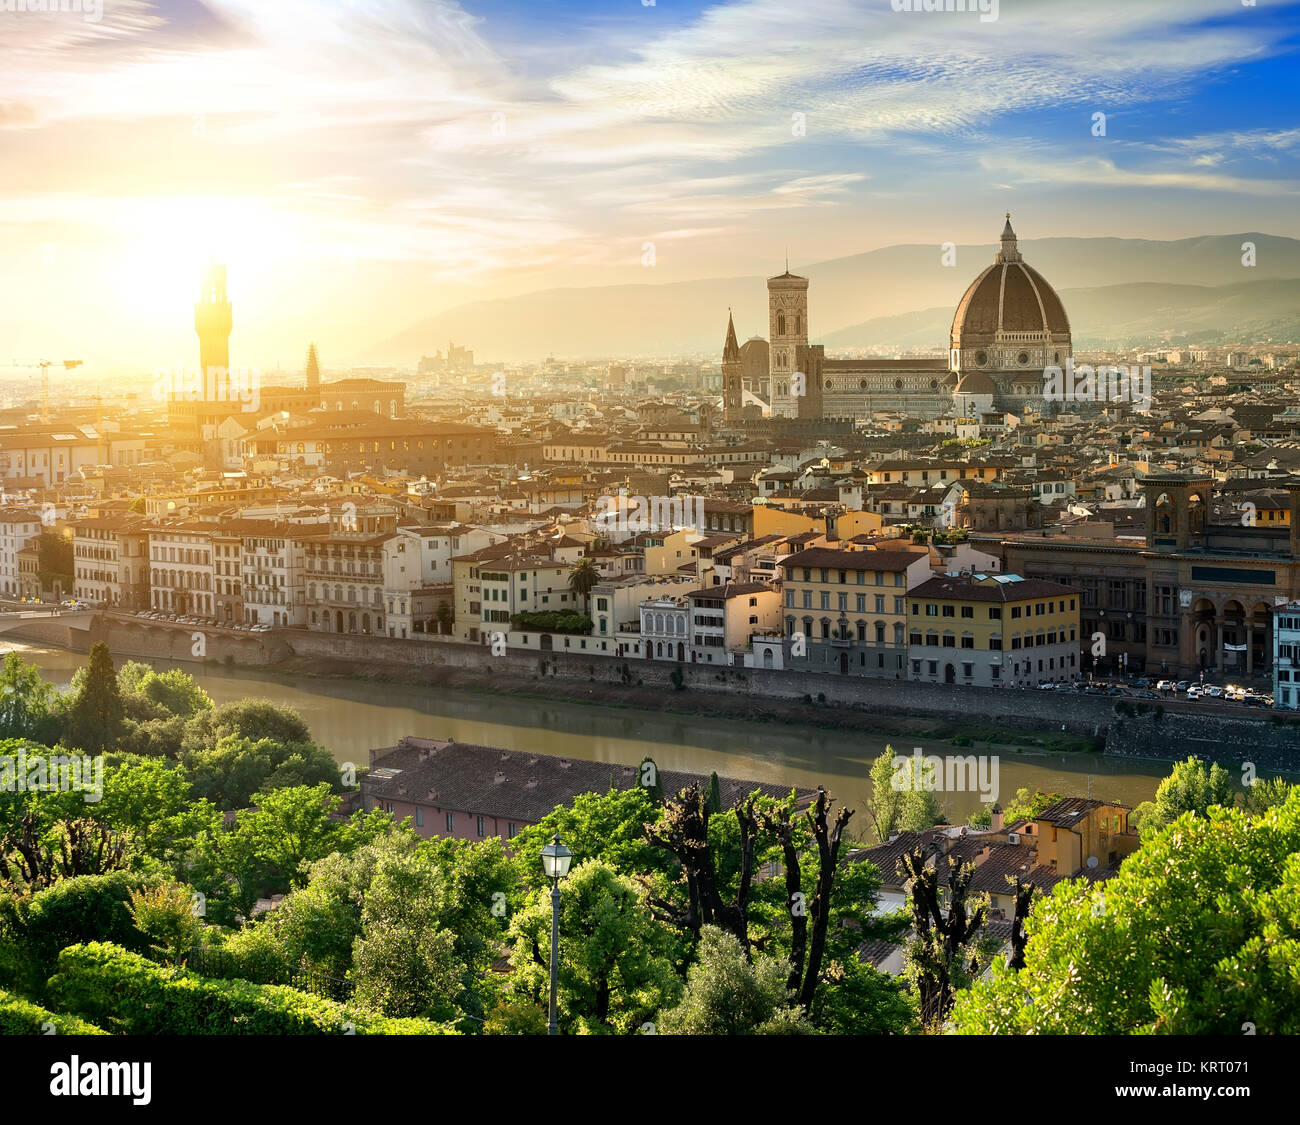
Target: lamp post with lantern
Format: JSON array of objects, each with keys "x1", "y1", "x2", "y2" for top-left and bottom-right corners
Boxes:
[{"x1": 540, "y1": 833, "x2": 573, "y2": 1035}]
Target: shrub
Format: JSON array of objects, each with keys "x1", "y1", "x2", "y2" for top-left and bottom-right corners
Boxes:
[
  {"x1": 0, "y1": 989, "x2": 106, "y2": 1035},
  {"x1": 48, "y1": 943, "x2": 457, "y2": 1035},
  {"x1": 508, "y1": 612, "x2": 592, "y2": 635},
  {"x1": 13, "y1": 873, "x2": 155, "y2": 992}
]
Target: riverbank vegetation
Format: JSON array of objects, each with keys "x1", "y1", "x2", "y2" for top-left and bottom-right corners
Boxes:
[{"x1": 1, "y1": 647, "x2": 1296, "y2": 1035}]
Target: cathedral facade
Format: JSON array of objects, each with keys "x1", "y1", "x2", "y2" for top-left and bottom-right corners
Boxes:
[{"x1": 721, "y1": 215, "x2": 1071, "y2": 425}]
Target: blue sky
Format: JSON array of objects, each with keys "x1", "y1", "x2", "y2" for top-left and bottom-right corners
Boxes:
[{"x1": 1, "y1": 0, "x2": 1297, "y2": 365}]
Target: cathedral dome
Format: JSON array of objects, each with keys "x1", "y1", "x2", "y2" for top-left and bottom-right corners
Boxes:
[
  {"x1": 950, "y1": 215, "x2": 1070, "y2": 349},
  {"x1": 954, "y1": 371, "x2": 996, "y2": 396}
]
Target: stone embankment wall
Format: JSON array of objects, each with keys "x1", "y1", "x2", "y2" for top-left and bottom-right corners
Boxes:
[{"x1": 1106, "y1": 710, "x2": 1300, "y2": 773}]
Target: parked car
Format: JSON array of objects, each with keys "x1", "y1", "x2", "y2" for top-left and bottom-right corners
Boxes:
[
  {"x1": 1156, "y1": 680, "x2": 1176, "y2": 692},
  {"x1": 1204, "y1": 685, "x2": 1224, "y2": 698},
  {"x1": 1134, "y1": 690, "x2": 1159, "y2": 699},
  {"x1": 1131, "y1": 678, "x2": 1151, "y2": 689},
  {"x1": 1186, "y1": 686, "x2": 1203, "y2": 700},
  {"x1": 1175, "y1": 680, "x2": 1191, "y2": 693}
]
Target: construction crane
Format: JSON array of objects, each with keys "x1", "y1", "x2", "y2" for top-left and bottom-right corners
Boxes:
[{"x1": 11, "y1": 358, "x2": 82, "y2": 423}]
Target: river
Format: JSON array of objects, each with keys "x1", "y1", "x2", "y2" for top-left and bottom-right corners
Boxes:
[{"x1": 3, "y1": 639, "x2": 1177, "y2": 825}]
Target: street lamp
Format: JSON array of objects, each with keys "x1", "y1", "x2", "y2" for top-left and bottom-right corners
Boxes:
[{"x1": 540, "y1": 833, "x2": 573, "y2": 1036}]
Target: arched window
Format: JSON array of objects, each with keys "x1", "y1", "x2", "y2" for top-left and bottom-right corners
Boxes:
[
  {"x1": 794, "y1": 314, "x2": 801, "y2": 335},
  {"x1": 777, "y1": 313, "x2": 786, "y2": 336}
]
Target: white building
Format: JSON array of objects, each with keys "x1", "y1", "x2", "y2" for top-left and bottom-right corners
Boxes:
[
  {"x1": 1273, "y1": 603, "x2": 1300, "y2": 710},
  {"x1": 242, "y1": 527, "x2": 305, "y2": 628},
  {"x1": 149, "y1": 524, "x2": 215, "y2": 618},
  {"x1": 636, "y1": 594, "x2": 691, "y2": 662},
  {"x1": 0, "y1": 510, "x2": 43, "y2": 598}
]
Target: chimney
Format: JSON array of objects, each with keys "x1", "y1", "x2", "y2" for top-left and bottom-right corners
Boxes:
[{"x1": 991, "y1": 803, "x2": 1004, "y2": 831}]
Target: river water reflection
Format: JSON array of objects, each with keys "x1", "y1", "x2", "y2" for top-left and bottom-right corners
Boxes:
[{"x1": 7, "y1": 641, "x2": 1176, "y2": 825}]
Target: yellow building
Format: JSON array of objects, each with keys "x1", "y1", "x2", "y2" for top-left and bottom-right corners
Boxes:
[
  {"x1": 752, "y1": 504, "x2": 883, "y2": 541},
  {"x1": 779, "y1": 546, "x2": 933, "y2": 676},
  {"x1": 906, "y1": 572, "x2": 1080, "y2": 687},
  {"x1": 863, "y1": 461, "x2": 1001, "y2": 487},
  {"x1": 643, "y1": 528, "x2": 704, "y2": 577},
  {"x1": 1031, "y1": 797, "x2": 1141, "y2": 874}
]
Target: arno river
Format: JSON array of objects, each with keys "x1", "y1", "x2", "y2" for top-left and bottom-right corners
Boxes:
[{"x1": 5, "y1": 640, "x2": 1179, "y2": 824}]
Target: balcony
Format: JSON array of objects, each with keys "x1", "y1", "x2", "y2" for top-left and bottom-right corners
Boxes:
[{"x1": 829, "y1": 635, "x2": 853, "y2": 648}]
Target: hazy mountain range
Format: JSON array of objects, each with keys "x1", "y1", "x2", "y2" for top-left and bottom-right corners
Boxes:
[{"x1": 369, "y1": 233, "x2": 1300, "y2": 364}]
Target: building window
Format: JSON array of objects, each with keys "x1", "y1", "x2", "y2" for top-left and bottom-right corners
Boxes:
[
  {"x1": 445, "y1": 811, "x2": 455, "y2": 833},
  {"x1": 477, "y1": 816, "x2": 486, "y2": 837},
  {"x1": 415, "y1": 807, "x2": 424, "y2": 828}
]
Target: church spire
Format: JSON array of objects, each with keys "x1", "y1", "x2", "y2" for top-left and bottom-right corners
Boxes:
[
  {"x1": 997, "y1": 212, "x2": 1021, "y2": 263},
  {"x1": 304, "y1": 342, "x2": 321, "y2": 391},
  {"x1": 723, "y1": 309, "x2": 740, "y2": 362}
]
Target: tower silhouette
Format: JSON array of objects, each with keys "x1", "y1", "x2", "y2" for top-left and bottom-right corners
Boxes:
[
  {"x1": 195, "y1": 261, "x2": 232, "y2": 382},
  {"x1": 305, "y1": 343, "x2": 321, "y2": 392}
]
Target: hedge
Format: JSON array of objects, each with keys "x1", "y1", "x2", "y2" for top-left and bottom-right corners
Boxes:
[
  {"x1": 0, "y1": 989, "x2": 106, "y2": 1035},
  {"x1": 1, "y1": 873, "x2": 154, "y2": 996},
  {"x1": 48, "y1": 943, "x2": 456, "y2": 1035}
]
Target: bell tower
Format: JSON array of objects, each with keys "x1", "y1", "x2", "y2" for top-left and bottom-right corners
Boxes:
[
  {"x1": 767, "y1": 265, "x2": 809, "y2": 419},
  {"x1": 195, "y1": 261, "x2": 232, "y2": 380},
  {"x1": 722, "y1": 311, "x2": 743, "y2": 424}
]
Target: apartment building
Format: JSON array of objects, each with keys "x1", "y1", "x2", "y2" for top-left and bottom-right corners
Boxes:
[
  {"x1": 302, "y1": 504, "x2": 397, "y2": 634},
  {"x1": 211, "y1": 527, "x2": 245, "y2": 625},
  {"x1": 688, "y1": 582, "x2": 782, "y2": 665},
  {"x1": 477, "y1": 555, "x2": 579, "y2": 632},
  {"x1": 68, "y1": 515, "x2": 150, "y2": 611},
  {"x1": 241, "y1": 523, "x2": 305, "y2": 628},
  {"x1": 1274, "y1": 603, "x2": 1300, "y2": 710},
  {"x1": 0, "y1": 510, "x2": 43, "y2": 598},
  {"x1": 149, "y1": 523, "x2": 215, "y2": 617},
  {"x1": 780, "y1": 547, "x2": 932, "y2": 677},
  {"x1": 907, "y1": 572, "x2": 1081, "y2": 688}
]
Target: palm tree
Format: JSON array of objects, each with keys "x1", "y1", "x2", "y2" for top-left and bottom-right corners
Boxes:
[{"x1": 568, "y1": 556, "x2": 600, "y2": 608}]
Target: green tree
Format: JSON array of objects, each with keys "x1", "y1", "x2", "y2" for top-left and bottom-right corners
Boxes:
[
  {"x1": 866, "y1": 747, "x2": 941, "y2": 842},
  {"x1": 61, "y1": 643, "x2": 125, "y2": 754},
  {"x1": 1148, "y1": 756, "x2": 1234, "y2": 828},
  {"x1": 181, "y1": 698, "x2": 313, "y2": 758},
  {"x1": 510, "y1": 787, "x2": 671, "y2": 895},
  {"x1": 351, "y1": 850, "x2": 470, "y2": 1022},
  {"x1": 118, "y1": 663, "x2": 213, "y2": 720},
  {"x1": 655, "y1": 926, "x2": 812, "y2": 1035},
  {"x1": 127, "y1": 883, "x2": 204, "y2": 967},
  {"x1": 505, "y1": 860, "x2": 681, "y2": 1034},
  {"x1": 953, "y1": 790, "x2": 1300, "y2": 1034},
  {"x1": 0, "y1": 652, "x2": 56, "y2": 742},
  {"x1": 1002, "y1": 786, "x2": 1063, "y2": 824},
  {"x1": 705, "y1": 771, "x2": 723, "y2": 815},
  {"x1": 182, "y1": 733, "x2": 338, "y2": 810},
  {"x1": 568, "y1": 556, "x2": 600, "y2": 605},
  {"x1": 1241, "y1": 776, "x2": 1294, "y2": 819}
]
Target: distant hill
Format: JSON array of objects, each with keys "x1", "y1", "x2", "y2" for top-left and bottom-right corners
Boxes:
[
  {"x1": 821, "y1": 278, "x2": 1300, "y2": 352},
  {"x1": 368, "y1": 233, "x2": 1300, "y2": 363}
]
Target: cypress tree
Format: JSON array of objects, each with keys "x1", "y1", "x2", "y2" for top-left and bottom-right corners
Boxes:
[
  {"x1": 706, "y1": 771, "x2": 723, "y2": 815},
  {"x1": 64, "y1": 642, "x2": 125, "y2": 753}
]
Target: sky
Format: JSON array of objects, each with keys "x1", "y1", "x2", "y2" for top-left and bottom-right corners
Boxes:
[{"x1": 1, "y1": 0, "x2": 1298, "y2": 375}]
